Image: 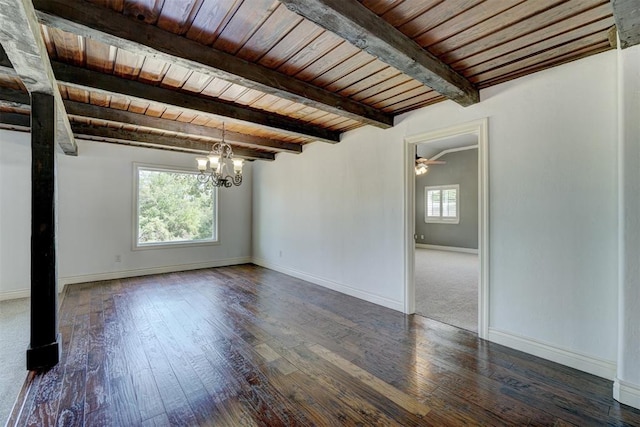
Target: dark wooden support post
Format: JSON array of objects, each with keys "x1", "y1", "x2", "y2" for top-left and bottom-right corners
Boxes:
[{"x1": 26, "y1": 92, "x2": 61, "y2": 370}]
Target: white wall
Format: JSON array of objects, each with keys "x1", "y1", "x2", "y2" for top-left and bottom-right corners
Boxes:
[
  {"x1": 253, "y1": 50, "x2": 619, "y2": 373},
  {"x1": 0, "y1": 131, "x2": 31, "y2": 299},
  {"x1": 615, "y1": 43, "x2": 640, "y2": 408},
  {"x1": 0, "y1": 134, "x2": 252, "y2": 299},
  {"x1": 253, "y1": 124, "x2": 407, "y2": 310}
]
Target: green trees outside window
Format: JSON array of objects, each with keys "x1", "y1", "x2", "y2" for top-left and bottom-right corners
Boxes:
[{"x1": 136, "y1": 167, "x2": 217, "y2": 246}]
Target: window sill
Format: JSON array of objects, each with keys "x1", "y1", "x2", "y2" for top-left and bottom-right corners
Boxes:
[
  {"x1": 133, "y1": 239, "x2": 220, "y2": 251},
  {"x1": 425, "y1": 219, "x2": 460, "y2": 225}
]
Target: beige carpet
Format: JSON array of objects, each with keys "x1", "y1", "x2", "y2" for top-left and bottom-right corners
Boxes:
[
  {"x1": 0, "y1": 297, "x2": 29, "y2": 426},
  {"x1": 414, "y1": 248, "x2": 478, "y2": 332}
]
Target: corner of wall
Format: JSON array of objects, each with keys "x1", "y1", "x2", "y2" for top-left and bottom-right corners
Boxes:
[
  {"x1": 614, "y1": 378, "x2": 640, "y2": 409},
  {"x1": 252, "y1": 257, "x2": 405, "y2": 312}
]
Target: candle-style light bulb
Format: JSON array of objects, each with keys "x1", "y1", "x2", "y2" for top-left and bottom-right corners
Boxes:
[
  {"x1": 196, "y1": 157, "x2": 208, "y2": 171},
  {"x1": 208, "y1": 155, "x2": 220, "y2": 173},
  {"x1": 233, "y1": 158, "x2": 244, "y2": 174}
]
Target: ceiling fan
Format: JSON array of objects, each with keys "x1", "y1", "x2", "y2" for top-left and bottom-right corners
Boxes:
[{"x1": 415, "y1": 155, "x2": 446, "y2": 175}]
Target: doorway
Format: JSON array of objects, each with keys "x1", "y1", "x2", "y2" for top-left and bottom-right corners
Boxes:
[
  {"x1": 415, "y1": 141, "x2": 478, "y2": 332},
  {"x1": 404, "y1": 119, "x2": 489, "y2": 339}
]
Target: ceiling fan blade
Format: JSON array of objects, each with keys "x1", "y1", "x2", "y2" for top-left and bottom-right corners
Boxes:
[{"x1": 416, "y1": 158, "x2": 446, "y2": 165}]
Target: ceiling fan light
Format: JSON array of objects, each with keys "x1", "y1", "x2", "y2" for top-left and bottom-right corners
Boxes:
[{"x1": 415, "y1": 164, "x2": 428, "y2": 175}]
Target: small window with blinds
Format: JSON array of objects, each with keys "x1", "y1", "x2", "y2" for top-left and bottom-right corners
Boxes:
[{"x1": 425, "y1": 185, "x2": 460, "y2": 224}]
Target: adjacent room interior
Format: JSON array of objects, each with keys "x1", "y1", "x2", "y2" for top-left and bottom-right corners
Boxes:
[
  {"x1": 413, "y1": 137, "x2": 479, "y2": 333},
  {"x1": 1, "y1": 0, "x2": 640, "y2": 425}
]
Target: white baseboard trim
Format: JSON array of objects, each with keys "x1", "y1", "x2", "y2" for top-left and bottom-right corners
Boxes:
[
  {"x1": 59, "y1": 257, "x2": 252, "y2": 290},
  {"x1": 488, "y1": 328, "x2": 617, "y2": 380},
  {"x1": 252, "y1": 257, "x2": 404, "y2": 312},
  {"x1": 614, "y1": 378, "x2": 640, "y2": 410},
  {"x1": 415, "y1": 243, "x2": 478, "y2": 254},
  {"x1": 0, "y1": 289, "x2": 31, "y2": 301}
]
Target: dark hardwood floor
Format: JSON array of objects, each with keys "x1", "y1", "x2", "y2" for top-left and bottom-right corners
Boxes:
[{"x1": 9, "y1": 264, "x2": 640, "y2": 426}]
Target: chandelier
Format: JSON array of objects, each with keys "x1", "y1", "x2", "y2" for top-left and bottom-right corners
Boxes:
[{"x1": 196, "y1": 124, "x2": 244, "y2": 187}]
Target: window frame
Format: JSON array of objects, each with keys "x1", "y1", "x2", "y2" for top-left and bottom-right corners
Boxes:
[
  {"x1": 133, "y1": 163, "x2": 219, "y2": 250},
  {"x1": 425, "y1": 184, "x2": 460, "y2": 224}
]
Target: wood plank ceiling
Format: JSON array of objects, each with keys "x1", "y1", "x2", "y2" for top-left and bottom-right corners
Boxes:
[{"x1": 0, "y1": 0, "x2": 618, "y2": 160}]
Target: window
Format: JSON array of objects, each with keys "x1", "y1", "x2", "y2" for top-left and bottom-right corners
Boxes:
[
  {"x1": 425, "y1": 185, "x2": 459, "y2": 224},
  {"x1": 135, "y1": 165, "x2": 217, "y2": 248}
]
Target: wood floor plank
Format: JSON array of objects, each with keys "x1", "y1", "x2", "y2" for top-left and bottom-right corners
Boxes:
[
  {"x1": 308, "y1": 343, "x2": 431, "y2": 417},
  {"x1": 140, "y1": 284, "x2": 231, "y2": 426},
  {"x1": 110, "y1": 375, "x2": 142, "y2": 426},
  {"x1": 55, "y1": 369, "x2": 86, "y2": 426},
  {"x1": 25, "y1": 361, "x2": 64, "y2": 425},
  {"x1": 283, "y1": 344, "x2": 428, "y2": 426},
  {"x1": 260, "y1": 363, "x2": 385, "y2": 426},
  {"x1": 83, "y1": 405, "x2": 114, "y2": 426},
  {"x1": 207, "y1": 337, "x2": 313, "y2": 426},
  {"x1": 134, "y1": 303, "x2": 200, "y2": 426},
  {"x1": 12, "y1": 264, "x2": 640, "y2": 426},
  {"x1": 140, "y1": 412, "x2": 172, "y2": 427}
]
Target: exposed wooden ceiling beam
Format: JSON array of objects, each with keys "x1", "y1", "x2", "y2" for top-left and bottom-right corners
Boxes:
[
  {"x1": 32, "y1": 0, "x2": 394, "y2": 129},
  {"x1": 0, "y1": 0, "x2": 76, "y2": 155},
  {"x1": 611, "y1": 0, "x2": 640, "y2": 48},
  {"x1": 63, "y1": 101, "x2": 291, "y2": 157},
  {"x1": 0, "y1": 85, "x2": 30, "y2": 107},
  {"x1": 71, "y1": 124, "x2": 275, "y2": 161},
  {"x1": 71, "y1": 123, "x2": 291, "y2": 157},
  {"x1": 608, "y1": 26, "x2": 618, "y2": 49},
  {"x1": 0, "y1": 110, "x2": 275, "y2": 160},
  {"x1": 51, "y1": 61, "x2": 335, "y2": 144},
  {"x1": 0, "y1": 86, "x2": 301, "y2": 154},
  {"x1": 0, "y1": 111, "x2": 30, "y2": 128},
  {"x1": 279, "y1": 0, "x2": 479, "y2": 107}
]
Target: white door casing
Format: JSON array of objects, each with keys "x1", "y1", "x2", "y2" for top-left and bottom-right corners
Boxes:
[{"x1": 403, "y1": 118, "x2": 489, "y2": 339}]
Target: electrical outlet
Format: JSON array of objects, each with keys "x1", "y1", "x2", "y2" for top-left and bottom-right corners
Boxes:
[
  {"x1": 115, "y1": 254, "x2": 121, "y2": 263},
  {"x1": 420, "y1": 235, "x2": 424, "y2": 239}
]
